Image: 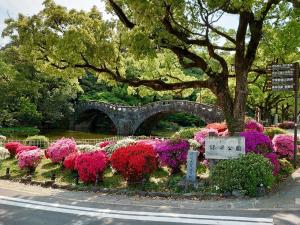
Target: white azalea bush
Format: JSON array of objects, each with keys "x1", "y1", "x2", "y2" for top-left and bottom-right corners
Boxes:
[
  {"x1": 0, "y1": 147, "x2": 9, "y2": 159},
  {"x1": 76, "y1": 144, "x2": 97, "y2": 152},
  {"x1": 104, "y1": 138, "x2": 136, "y2": 155}
]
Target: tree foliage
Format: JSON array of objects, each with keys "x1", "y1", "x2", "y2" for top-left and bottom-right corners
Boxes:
[{"x1": 2, "y1": 0, "x2": 299, "y2": 133}]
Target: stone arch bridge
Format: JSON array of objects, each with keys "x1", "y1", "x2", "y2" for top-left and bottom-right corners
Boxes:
[{"x1": 70, "y1": 100, "x2": 224, "y2": 136}]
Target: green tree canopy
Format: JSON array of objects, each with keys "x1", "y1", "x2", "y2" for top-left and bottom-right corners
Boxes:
[{"x1": 2, "y1": 0, "x2": 299, "y2": 133}]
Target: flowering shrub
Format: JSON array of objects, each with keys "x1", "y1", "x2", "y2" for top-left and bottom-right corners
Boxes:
[
  {"x1": 265, "y1": 153, "x2": 280, "y2": 176},
  {"x1": 99, "y1": 141, "x2": 114, "y2": 149},
  {"x1": 16, "y1": 145, "x2": 38, "y2": 155},
  {"x1": 219, "y1": 129, "x2": 229, "y2": 137},
  {"x1": 76, "y1": 144, "x2": 96, "y2": 152},
  {"x1": 0, "y1": 147, "x2": 9, "y2": 159},
  {"x1": 104, "y1": 138, "x2": 136, "y2": 155},
  {"x1": 188, "y1": 139, "x2": 201, "y2": 150},
  {"x1": 278, "y1": 121, "x2": 294, "y2": 129},
  {"x1": 245, "y1": 119, "x2": 264, "y2": 132},
  {"x1": 64, "y1": 152, "x2": 80, "y2": 171},
  {"x1": 206, "y1": 123, "x2": 227, "y2": 132},
  {"x1": 272, "y1": 134, "x2": 294, "y2": 159},
  {"x1": 74, "y1": 150, "x2": 109, "y2": 183},
  {"x1": 46, "y1": 138, "x2": 77, "y2": 163},
  {"x1": 4, "y1": 142, "x2": 23, "y2": 157},
  {"x1": 155, "y1": 139, "x2": 189, "y2": 174},
  {"x1": 111, "y1": 143, "x2": 158, "y2": 182},
  {"x1": 240, "y1": 131, "x2": 273, "y2": 154},
  {"x1": 278, "y1": 159, "x2": 293, "y2": 177},
  {"x1": 17, "y1": 149, "x2": 43, "y2": 170},
  {"x1": 0, "y1": 135, "x2": 6, "y2": 145},
  {"x1": 194, "y1": 128, "x2": 218, "y2": 153}
]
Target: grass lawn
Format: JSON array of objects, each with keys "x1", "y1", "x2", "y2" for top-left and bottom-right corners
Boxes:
[{"x1": 0, "y1": 157, "x2": 208, "y2": 193}]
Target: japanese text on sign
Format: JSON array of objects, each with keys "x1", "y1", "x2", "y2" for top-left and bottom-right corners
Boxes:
[{"x1": 205, "y1": 137, "x2": 245, "y2": 159}]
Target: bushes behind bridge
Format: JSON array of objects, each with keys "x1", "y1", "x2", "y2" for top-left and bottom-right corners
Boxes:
[
  {"x1": 25, "y1": 135, "x2": 49, "y2": 149},
  {"x1": 0, "y1": 127, "x2": 40, "y2": 138}
]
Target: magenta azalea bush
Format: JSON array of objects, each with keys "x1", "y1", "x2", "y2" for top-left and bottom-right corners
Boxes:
[
  {"x1": 245, "y1": 119, "x2": 264, "y2": 132},
  {"x1": 194, "y1": 128, "x2": 218, "y2": 153},
  {"x1": 46, "y1": 138, "x2": 77, "y2": 163},
  {"x1": 265, "y1": 153, "x2": 280, "y2": 176},
  {"x1": 17, "y1": 149, "x2": 43, "y2": 170},
  {"x1": 240, "y1": 130, "x2": 273, "y2": 154},
  {"x1": 155, "y1": 139, "x2": 189, "y2": 174},
  {"x1": 272, "y1": 134, "x2": 294, "y2": 159}
]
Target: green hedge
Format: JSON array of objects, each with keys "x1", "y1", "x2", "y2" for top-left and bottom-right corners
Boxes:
[
  {"x1": 211, "y1": 153, "x2": 275, "y2": 197},
  {"x1": 264, "y1": 127, "x2": 286, "y2": 139},
  {"x1": 25, "y1": 135, "x2": 49, "y2": 148},
  {"x1": 0, "y1": 127, "x2": 40, "y2": 138},
  {"x1": 172, "y1": 127, "x2": 202, "y2": 139}
]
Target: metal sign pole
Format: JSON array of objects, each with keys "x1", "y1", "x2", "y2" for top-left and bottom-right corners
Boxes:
[{"x1": 294, "y1": 62, "x2": 299, "y2": 168}]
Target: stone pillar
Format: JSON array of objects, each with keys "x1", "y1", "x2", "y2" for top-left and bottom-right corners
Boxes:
[
  {"x1": 274, "y1": 114, "x2": 279, "y2": 125},
  {"x1": 255, "y1": 107, "x2": 261, "y2": 123}
]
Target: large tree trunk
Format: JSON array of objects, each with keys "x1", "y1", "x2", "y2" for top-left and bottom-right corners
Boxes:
[{"x1": 214, "y1": 70, "x2": 248, "y2": 135}]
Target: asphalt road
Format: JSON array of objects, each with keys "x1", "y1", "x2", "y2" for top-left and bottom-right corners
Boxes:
[{"x1": 0, "y1": 184, "x2": 299, "y2": 225}]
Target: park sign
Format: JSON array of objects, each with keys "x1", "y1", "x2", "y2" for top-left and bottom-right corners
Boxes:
[
  {"x1": 266, "y1": 63, "x2": 298, "y2": 91},
  {"x1": 205, "y1": 136, "x2": 245, "y2": 159},
  {"x1": 266, "y1": 62, "x2": 299, "y2": 168}
]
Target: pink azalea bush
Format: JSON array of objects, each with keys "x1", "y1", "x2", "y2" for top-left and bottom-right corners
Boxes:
[
  {"x1": 265, "y1": 153, "x2": 280, "y2": 176},
  {"x1": 194, "y1": 128, "x2": 218, "y2": 153},
  {"x1": 240, "y1": 130, "x2": 273, "y2": 154},
  {"x1": 155, "y1": 139, "x2": 189, "y2": 174},
  {"x1": 46, "y1": 138, "x2": 77, "y2": 163},
  {"x1": 272, "y1": 134, "x2": 294, "y2": 159},
  {"x1": 74, "y1": 150, "x2": 109, "y2": 183},
  {"x1": 245, "y1": 119, "x2": 264, "y2": 132},
  {"x1": 16, "y1": 145, "x2": 38, "y2": 155},
  {"x1": 17, "y1": 149, "x2": 43, "y2": 170}
]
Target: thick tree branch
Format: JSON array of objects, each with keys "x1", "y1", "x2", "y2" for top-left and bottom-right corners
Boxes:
[{"x1": 108, "y1": 0, "x2": 135, "y2": 29}]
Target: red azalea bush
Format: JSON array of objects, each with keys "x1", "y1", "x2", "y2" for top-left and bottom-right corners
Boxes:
[
  {"x1": 4, "y1": 142, "x2": 23, "y2": 157},
  {"x1": 99, "y1": 141, "x2": 114, "y2": 149},
  {"x1": 46, "y1": 138, "x2": 77, "y2": 163},
  {"x1": 16, "y1": 145, "x2": 38, "y2": 155},
  {"x1": 111, "y1": 143, "x2": 158, "y2": 182},
  {"x1": 64, "y1": 152, "x2": 80, "y2": 171},
  {"x1": 245, "y1": 119, "x2": 264, "y2": 132},
  {"x1": 17, "y1": 149, "x2": 43, "y2": 170},
  {"x1": 206, "y1": 123, "x2": 227, "y2": 132},
  {"x1": 272, "y1": 134, "x2": 294, "y2": 159},
  {"x1": 74, "y1": 150, "x2": 109, "y2": 183}
]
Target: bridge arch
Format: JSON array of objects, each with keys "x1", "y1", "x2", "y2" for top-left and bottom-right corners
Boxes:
[
  {"x1": 70, "y1": 102, "x2": 118, "y2": 134},
  {"x1": 70, "y1": 101, "x2": 224, "y2": 136},
  {"x1": 131, "y1": 101, "x2": 224, "y2": 135}
]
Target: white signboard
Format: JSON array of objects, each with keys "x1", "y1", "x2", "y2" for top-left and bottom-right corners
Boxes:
[{"x1": 205, "y1": 136, "x2": 245, "y2": 159}]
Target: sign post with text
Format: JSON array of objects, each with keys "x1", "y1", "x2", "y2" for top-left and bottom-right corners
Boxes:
[
  {"x1": 267, "y1": 63, "x2": 299, "y2": 168},
  {"x1": 205, "y1": 136, "x2": 245, "y2": 160}
]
